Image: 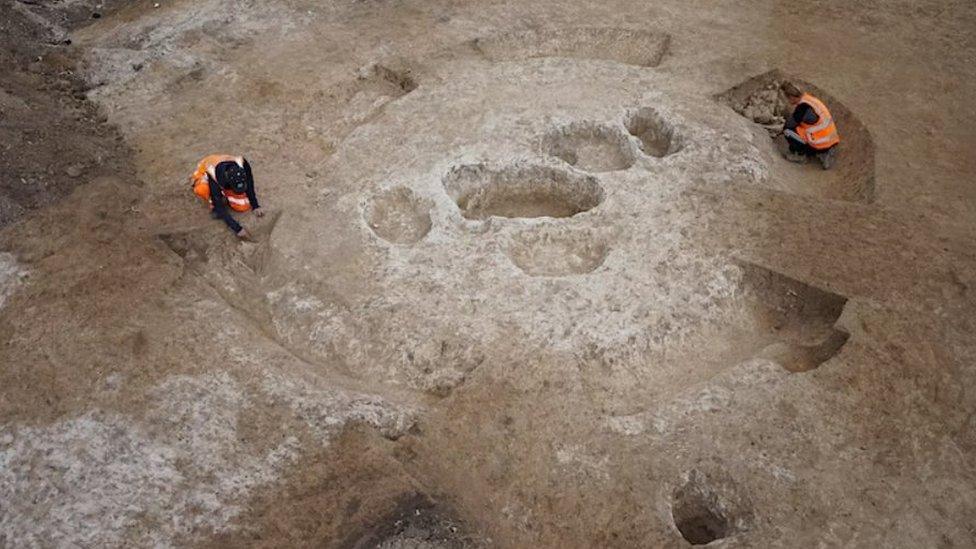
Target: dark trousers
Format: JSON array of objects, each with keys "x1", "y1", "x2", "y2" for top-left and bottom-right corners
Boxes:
[
  {"x1": 786, "y1": 134, "x2": 818, "y2": 156},
  {"x1": 786, "y1": 133, "x2": 837, "y2": 158}
]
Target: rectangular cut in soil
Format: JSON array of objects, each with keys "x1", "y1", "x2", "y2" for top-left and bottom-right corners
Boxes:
[{"x1": 472, "y1": 27, "x2": 671, "y2": 68}]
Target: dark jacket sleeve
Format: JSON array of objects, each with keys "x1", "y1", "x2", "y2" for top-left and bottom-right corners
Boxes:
[
  {"x1": 208, "y1": 176, "x2": 242, "y2": 233},
  {"x1": 242, "y1": 158, "x2": 259, "y2": 209},
  {"x1": 785, "y1": 103, "x2": 817, "y2": 130}
]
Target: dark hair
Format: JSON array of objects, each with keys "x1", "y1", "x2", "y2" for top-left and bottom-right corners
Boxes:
[
  {"x1": 780, "y1": 81, "x2": 803, "y2": 98},
  {"x1": 215, "y1": 161, "x2": 249, "y2": 193}
]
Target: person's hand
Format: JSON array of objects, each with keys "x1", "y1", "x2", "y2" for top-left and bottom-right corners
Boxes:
[
  {"x1": 236, "y1": 228, "x2": 252, "y2": 241},
  {"x1": 253, "y1": 207, "x2": 265, "y2": 218}
]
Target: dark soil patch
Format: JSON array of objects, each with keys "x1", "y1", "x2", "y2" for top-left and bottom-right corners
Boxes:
[{"x1": 0, "y1": 0, "x2": 130, "y2": 227}]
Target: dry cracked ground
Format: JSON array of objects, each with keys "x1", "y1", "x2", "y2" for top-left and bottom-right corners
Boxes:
[{"x1": 1, "y1": 0, "x2": 976, "y2": 547}]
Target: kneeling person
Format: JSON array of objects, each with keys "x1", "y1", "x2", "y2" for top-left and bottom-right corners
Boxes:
[
  {"x1": 781, "y1": 82, "x2": 840, "y2": 170},
  {"x1": 190, "y1": 154, "x2": 264, "y2": 239}
]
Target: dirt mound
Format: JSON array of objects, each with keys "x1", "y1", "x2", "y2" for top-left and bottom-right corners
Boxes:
[
  {"x1": 727, "y1": 83, "x2": 792, "y2": 126},
  {"x1": 366, "y1": 187, "x2": 433, "y2": 245}
]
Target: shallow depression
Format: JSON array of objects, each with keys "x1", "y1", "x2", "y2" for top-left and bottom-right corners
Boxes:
[
  {"x1": 443, "y1": 164, "x2": 604, "y2": 220},
  {"x1": 626, "y1": 107, "x2": 680, "y2": 158},
  {"x1": 542, "y1": 123, "x2": 635, "y2": 172},
  {"x1": 365, "y1": 187, "x2": 432, "y2": 244},
  {"x1": 507, "y1": 229, "x2": 609, "y2": 276}
]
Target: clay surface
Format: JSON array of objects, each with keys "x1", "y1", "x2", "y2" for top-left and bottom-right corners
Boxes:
[{"x1": 1, "y1": 0, "x2": 976, "y2": 547}]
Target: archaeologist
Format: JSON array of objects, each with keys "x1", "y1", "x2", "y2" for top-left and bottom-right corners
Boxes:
[
  {"x1": 190, "y1": 154, "x2": 264, "y2": 239},
  {"x1": 780, "y1": 82, "x2": 840, "y2": 170}
]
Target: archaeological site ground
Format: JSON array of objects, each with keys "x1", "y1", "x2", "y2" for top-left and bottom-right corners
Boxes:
[{"x1": 1, "y1": 0, "x2": 975, "y2": 547}]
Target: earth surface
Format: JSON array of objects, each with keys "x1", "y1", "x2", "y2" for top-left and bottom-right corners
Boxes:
[{"x1": 1, "y1": 0, "x2": 975, "y2": 547}]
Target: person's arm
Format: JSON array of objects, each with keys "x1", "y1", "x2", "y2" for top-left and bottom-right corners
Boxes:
[
  {"x1": 785, "y1": 103, "x2": 816, "y2": 130},
  {"x1": 801, "y1": 105, "x2": 818, "y2": 124},
  {"x1": 208, "y1": 176, "x2": 243, "y2": 233},
  {"x1": 242, "y1": 158, "x2": 260, "y2": 210}
]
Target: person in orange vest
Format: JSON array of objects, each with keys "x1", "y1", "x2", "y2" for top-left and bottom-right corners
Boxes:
[
  {"x1": 780, "y1": 82, "x2": 840, "y2": 170},
  {"x1": 190, "y1": 154, "x2": 264, "y2": 239}
]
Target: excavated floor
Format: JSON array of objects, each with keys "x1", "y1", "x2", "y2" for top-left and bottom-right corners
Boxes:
[
  {"x1": 259, "y1": 59, "x2": 843, "y2": 401},
  {"x1": 1, "y1": 0, "x2": 975, "y2": 548}
]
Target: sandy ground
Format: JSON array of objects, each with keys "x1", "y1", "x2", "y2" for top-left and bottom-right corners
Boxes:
[{"x1": 1, "y1": 0, "x2": 976, "y2": 547}]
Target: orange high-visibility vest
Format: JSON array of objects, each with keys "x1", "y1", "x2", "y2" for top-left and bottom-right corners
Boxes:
[
  {"x1": 794, "y1": 94, "x2": 840, "y2": 150},
  {"x1": 190, "y1": 154, "x2": 252, "y2": 212}
]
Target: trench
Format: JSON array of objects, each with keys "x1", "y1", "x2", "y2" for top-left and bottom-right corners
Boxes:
[{"x1": 471, "y1": 27, "x2": 671, "y2": 68}]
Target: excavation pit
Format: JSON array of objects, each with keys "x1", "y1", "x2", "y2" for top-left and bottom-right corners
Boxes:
[
  {"x1": 626, "y1": 108, "x2": 681, "y2": 158},
  {"x1": 507, "y1": 229, "x2": 609, "y2": 276},
  {"x1": 671, "y1": 471, "x2": 742, "y2": 546},
  {"x1": 365, "y1": 187, "x2": 433, "y2": 245},
  {"x1": 443, "y1": 164, "x2": 603, "y2": 220},
  {"x1": 716, "y1": 69, "x2": 876, "y2": 202},
  {"x1": 542, "y1": 123, "x2": 636, "y2": 172},
  {"x1": 738, "y1": 261, "x2": 850, "y2": 371}
]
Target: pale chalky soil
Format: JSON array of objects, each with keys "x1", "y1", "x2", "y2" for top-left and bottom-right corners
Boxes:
[{"x1": 1, "y1": 0, "x2": 974, "y2": 547}]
